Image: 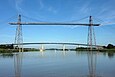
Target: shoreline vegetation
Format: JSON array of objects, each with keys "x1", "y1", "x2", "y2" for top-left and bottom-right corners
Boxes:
[
  {"x1": 0, "y1": 44, "x2": 115, "y2": 53},
  {"x1": 0, "y1": 48, "x2": 115, "y2": 53}
]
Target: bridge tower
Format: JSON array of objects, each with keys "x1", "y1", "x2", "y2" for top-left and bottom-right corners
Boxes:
[
  {"x1": 87, "y1": 16, "x2": 96, "y2": 50},
  {"x1": 14, "y1": 14, "x2": 23, "y2": 52}
]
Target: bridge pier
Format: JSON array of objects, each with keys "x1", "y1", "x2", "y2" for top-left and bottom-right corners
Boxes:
[
  {"x1": 62, "y1": 44, "x2": 66, "y2": 51},
  {"x1": 40, "y1": 44, "x2": 44, "y2": 52},
  {"x1": 77, "y1": 45, "x2": 79, "y2": 48},
  {"x1": 62, "y1": 44, "x2": 66, "y2": 56}
]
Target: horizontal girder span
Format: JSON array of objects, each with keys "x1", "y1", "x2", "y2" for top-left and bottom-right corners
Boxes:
[
  {"x1": 1, "y1": 42, "x2": 102, "y2": 47},
  {"x1": 9, "y1": 22, "x2": 100, "y2": 26}
]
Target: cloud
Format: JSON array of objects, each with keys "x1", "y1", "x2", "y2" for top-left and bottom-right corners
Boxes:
[
  {"x1": 39, "y1": 0, "x2": 44, "y2": 9},
  {"x1": 47, "y1": 6, "x2": 58, "y2": 14},
  {"x1": 15, "y1": 0, "x2": 24, "y2": 13},
  {"x1": 37, "y1": 0, "x2": 58, "y2": 14},
  {"x1": 79, "y1": 2, "x2": 91, "y2": 15}
]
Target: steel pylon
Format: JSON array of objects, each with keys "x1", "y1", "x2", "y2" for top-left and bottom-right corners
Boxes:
[
  {"x1": 14, "y1": 14, "x2": 23, "y2": 52},
  {"x1": 87, "y1": 16, "x2": 96, "y2": 50}
]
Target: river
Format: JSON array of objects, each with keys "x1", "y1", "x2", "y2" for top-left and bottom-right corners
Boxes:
[{"x1": 0, "y1": 51, "x2": 115, "y2": 77}]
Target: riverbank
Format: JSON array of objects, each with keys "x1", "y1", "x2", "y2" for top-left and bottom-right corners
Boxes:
[
  {"x1": 0, "y1": 48, "x2": 39, "y2": 53},
  {"x1": 98, "y1": 49, "x2": 115, "y2": 52},
  {"x1": 0, "y1": 48, "x2": 115, "y2": 53},
  {"x1": 76, "y1": 48, "x2": 115, "y2": 52},
  {"x1": 0, "y1": 49, "x2": 17, "y2": 53}
]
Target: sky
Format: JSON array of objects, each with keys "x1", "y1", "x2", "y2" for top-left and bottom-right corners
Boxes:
[{"x1": 0, "y1": 0, "x2": 115, "y2": 47}]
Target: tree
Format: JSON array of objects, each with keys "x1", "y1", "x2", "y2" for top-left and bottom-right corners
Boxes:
[
  {"x1": 102, "y1": 46, "x2": 107, "y2": 49},
  {"x1": 107, "y1": 44, "x2": 114, "y2": 49},
  {"x1": 0, "y1": 44, "x2": 14, "y2": 49}
]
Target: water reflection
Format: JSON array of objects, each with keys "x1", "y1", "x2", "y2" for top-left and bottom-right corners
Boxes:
[
  {"x1": 75, "y1": 51, "x2": 100, "y2": 77},
  {"x1": 62, "y1": 50, "x2": 66, "y2": 56},
  {"x1": 14, "y1": 52, "x2": 23, "y2": 77},
  {"x1": 0, "y1": 53, "x2": 13, "y2": 58},
  {"x1": 1, "y1": 51, "x2": 115, "y2": 77},
  {"x1": 107, "y1": 52, "x2": 114, "y2": 58},
  {"x1": 101, "y1": 51, "x2": 115, "y2": 59},
  {"x1": 40, "y1": 51, "x2": 44, "y2": 57},
  {"x1": 87, "y1": 51, "x2": 97, "y2": 77}
]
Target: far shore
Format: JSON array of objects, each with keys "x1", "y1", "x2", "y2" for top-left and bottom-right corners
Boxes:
[{"x1": 0, "y1": 48, "x2": 115, "y2": 53}]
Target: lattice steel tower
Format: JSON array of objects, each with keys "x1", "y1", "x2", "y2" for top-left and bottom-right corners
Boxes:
[
  {"x1": 14, "y1": 14, "x2": 23, "y2": 52},
  {"x1": 87, "y1": 16, "x2": 96, "y2": 50}
]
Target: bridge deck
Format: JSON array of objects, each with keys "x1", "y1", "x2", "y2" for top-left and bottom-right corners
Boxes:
[{"x1": 1, "y1": 42, "x2": 102, "y2": 47}]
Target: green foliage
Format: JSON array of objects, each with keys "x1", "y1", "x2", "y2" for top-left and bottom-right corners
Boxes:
[
  {"x1": 0, "y1": 44, "x2": 14, "y2": 49},
  {"x1": 107, "y1": 44, "x2": 115, "y2": 49}
]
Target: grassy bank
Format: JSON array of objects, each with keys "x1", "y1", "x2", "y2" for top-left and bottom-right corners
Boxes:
[
  {"x1": 98, "y1": 49, "x2": 115, "y2": 52},
  {"x1": 0, "y1": 48, "x2": 115, "y2": 53},
  {"x1": 0, "y1": 48, "x2": 39, "y2": 53},
  {"x1": 0, "y1": 49, "x2": 18, "y2": 53},
  {"x1": 76, "y1": 48, "x2": 115, "y2": 52}
]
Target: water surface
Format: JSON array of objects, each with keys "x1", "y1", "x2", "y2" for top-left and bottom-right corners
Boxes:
[{"x1": 0, "y1": 51, "x2": 115, "y2": 77}]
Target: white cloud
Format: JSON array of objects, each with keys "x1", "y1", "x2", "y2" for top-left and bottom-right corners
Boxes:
[
  {"x1": 15, "y1": 0, "x2": 24, "y2": 14},
  {"x1": 47, "y1": 6, "x2": 58, "y2": 14},
  {"x1": 39, "y1": 0, "x2": 44, "y2": 9}
]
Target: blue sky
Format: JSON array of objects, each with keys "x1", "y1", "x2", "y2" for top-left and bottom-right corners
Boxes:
[{"x1": 0, "y1": 0, "x2": 115, "y2": 46}]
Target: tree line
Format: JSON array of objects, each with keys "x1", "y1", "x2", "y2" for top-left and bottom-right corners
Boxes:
[
  {"x1": 0, "y1": 44, "x2": 14, "y2": 49},
  {"x1": 103, "y1": 44, "x2": 115, "y2": 49},
  {"x1": 0, "y1": 44, "x2": 115, "y2": 49}
]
